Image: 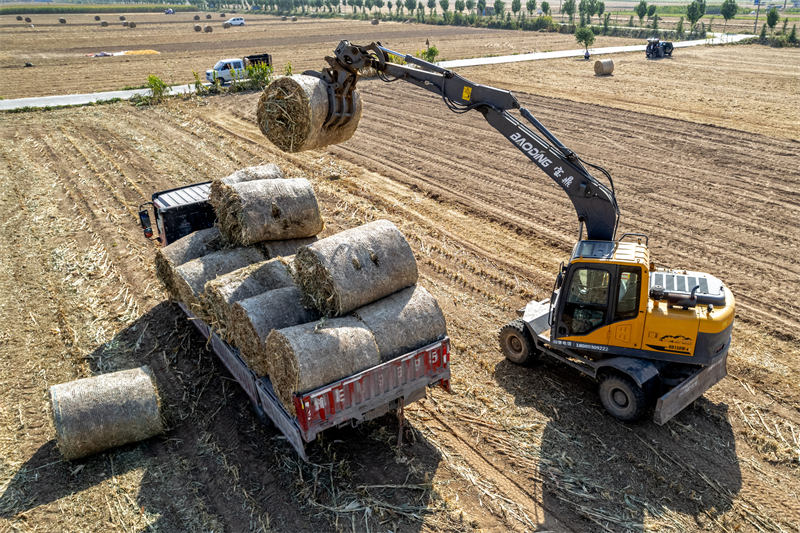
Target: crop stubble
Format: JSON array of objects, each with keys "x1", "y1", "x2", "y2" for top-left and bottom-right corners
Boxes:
[{"x1": 0, "y1": 42, "x2": 798, "y2": 532}]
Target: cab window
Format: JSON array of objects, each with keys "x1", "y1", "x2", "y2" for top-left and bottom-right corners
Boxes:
[
  {"x1": 562, "y1": 267, "x2": 609, "y2": 335},
  {"x1": 615, "y1": 268, "x2": 641, "y2": 322}
]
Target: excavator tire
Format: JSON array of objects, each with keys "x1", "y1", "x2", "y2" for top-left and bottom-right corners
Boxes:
[
  {"x1": 598, "y1": 373, "x2": 650, "y2": 422},
  {"x1": 499, "y1": 319, "x2": 537, "y2": 366}
]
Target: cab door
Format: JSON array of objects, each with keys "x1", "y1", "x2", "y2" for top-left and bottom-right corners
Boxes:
[
  {"x1": 554, "y1": 263, "x2": 614, "y2": 345},
  {"x1": 608, "y1": 266, "x2": 645, "y2": 350}
]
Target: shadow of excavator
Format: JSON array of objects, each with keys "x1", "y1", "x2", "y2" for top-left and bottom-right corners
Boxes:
[{"x1": 494, "y1": 356, "x2": 742, "y2": 532}]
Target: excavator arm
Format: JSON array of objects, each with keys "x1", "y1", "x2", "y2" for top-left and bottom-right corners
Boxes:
[{"x1": 311, "y1": 40, "x2": 620, "y2": 241}]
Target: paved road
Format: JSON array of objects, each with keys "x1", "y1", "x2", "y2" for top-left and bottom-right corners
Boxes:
[{"x1": 0, "y1": 33, "x2": 750, "y2": 111}]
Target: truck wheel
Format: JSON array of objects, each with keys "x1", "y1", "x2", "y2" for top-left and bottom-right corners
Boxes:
[
  {"x1": 598, "y1": 373, "x2": 649, "y2": 422},
  {"x1": 499, "y1": 319, "x2": 537, "y2": 365}
]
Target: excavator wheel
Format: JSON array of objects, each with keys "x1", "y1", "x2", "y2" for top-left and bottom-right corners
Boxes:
[
  {"x1": 499, "y1": 319, "x2": 537, "y2": 366},
  {"x1": 598, "y1": 373, "x2": 650, "y2": 422}
]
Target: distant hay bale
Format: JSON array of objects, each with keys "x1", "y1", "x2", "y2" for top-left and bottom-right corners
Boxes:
[
  {"x1": 94, "y1": 15, "x2": 101, "y2": 21},
  {"x1": 210, "y1": 178, "x2": 323, "y2": 246},
  {"x1": 128, "y1": 21, "x2": 136, "y2": 28},
  {"x1": 155, "y1": 227, "x2": 227, "y2": 299},
  {"x1": 194, "y1": 24, "x2": 202, "y2": 31},
  {"x1": 260, "y1": 236, "x2": 317, "y2": 259},
  {"x1": 265, "y1": 316, "x2": 380, "y2": 414},
  {"x1": 59, "y1": 18, "x2": 66, "y2": 24},
  {"x1": 291, "y1": 15, "x2": 297, "y2": 21},
  {"x1": 173, "y1": 246, "x2": 266, "y2": 313},
  {"x1": 49, "y1": 366, "x2": 164, "y2": 460},
  {"x1": 203, "y1": 257, "x2": 294, "y2": 337},
  {"x1": 281, "y1": 15, "x2": 287, "y2": 20},
  {"x1": 194, "y1": 14, "x2": 200, "y2": 20},
  {"x1": 371, "y1": 18, "x2": 379, "y2": 24},
  {"x1": 100, "y1": 20, "x2": 109, "y2": 26},
  {"x1": 16, "y1": 15, "x2": 23, "y2": 21},
  {"x1": 119, "y1": 15, "x2": 126, "y2": 21},
  {"x1": 204, "y1": 25, "x2": 213, "y2": 32},
  {"x1": 223, "y1": 22, "x2": 231, "y2": 28},
  {"x1": 122, "y1": 20, "x2": 129, "y2": 26},
  {"x1": 256, "y1": 75, "x2": 362, "y2": 153},
  {"x1": 24, "y1": 17, "x2": 31, "y2": 23},
  {"x1": 294, "y1": 219, "x2": 418, "y2": 316},
  {"x1": 206, "y1": 13, "x2": 212, "y2": 19},
  {"x1": 353, "y1": 285, "x2": 447, "y2": 361},
  {"x1": 231, "y1": 286, "x2": 320, "y2": 377},
  {"x1": 594, "y1": 59, "x2": 614, "y2": 76},
  {"x1": 221, "y1": 12, "x2": 226, "y2": 17}
]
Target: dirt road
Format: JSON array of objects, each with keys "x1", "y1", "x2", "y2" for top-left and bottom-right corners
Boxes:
[{"x1": 1, "y1": 47, "x2": 798, "y2": 533}]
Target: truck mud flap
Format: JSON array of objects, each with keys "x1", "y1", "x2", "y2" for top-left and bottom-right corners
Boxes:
[{"x1": 653, "y1": 353, "x2": 727, "y2": 425}]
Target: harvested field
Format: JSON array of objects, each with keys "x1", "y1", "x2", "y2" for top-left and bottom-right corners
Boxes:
[
  {"x1": 0, "y1": 13, "x2": 639, "y2": 98},
  {"x1": 0, "y1": 40, "x2": 798, "y2": 533}
]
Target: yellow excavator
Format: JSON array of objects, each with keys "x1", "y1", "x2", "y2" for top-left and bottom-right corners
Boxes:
[{"x1": 308, "y1": 41, "x2": 735, "y2": 424}]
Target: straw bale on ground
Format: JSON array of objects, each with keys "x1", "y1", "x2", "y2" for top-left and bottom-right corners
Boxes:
[
  {"x1": 256, "y1": 75, "x2": 362, "y2": 153},
  {"x1": 230, "y1": 286, "x2": 319, "y2": 377},
  {"x1": 265, "y1": 316, "x2": 380, "y2": 414},
  {"x1": 211, "y1": 178, "x2": 323, "y2": 246},
  {"x1": 155, "y1": 227, "x2": 226, "y2": 299},
  {"x1": 353, "y1": 285, "x2": 447, "y2": 361},
  {"x1": 49, "y1": 366, "x2": 163, "y2": 460},
  {"x1": 203, "y1": 257, "x2": 294, "y2": 337},
  {"x1": 259, "y1": 236, "x2": 317, "y2": 259},
  {"x1": 209, "y1": 164, "x2": 284, "y2": 204},
  {"x1": 294, "y1": 219, "x2": 418, "y2": 316},
  {"x1": 173, "y1": 247, "x2": 266, "y2": 313}
]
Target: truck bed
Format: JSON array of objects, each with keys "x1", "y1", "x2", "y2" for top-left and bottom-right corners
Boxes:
[{"x1": 178, "y1": 303, "x2": 451, "y2": 460}]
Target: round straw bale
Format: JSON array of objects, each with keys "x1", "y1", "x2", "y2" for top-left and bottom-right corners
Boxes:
[
  {"x1": 594, "y1": 59, "x2": 614, "y2": 76},
  {"x1": 204, "y1": 25, "x2": 213, "y2": 32},
  {"x1": 353, "y1": 285, "x2": 447, "y2": 361},
  {"x1": 206, "y1": 13, "x2": 212, "y2": 18},
  {"x1": 260, "y1": 236, "x2": 317, "y2": 259},
  {"x1": 119, "y1": 15, "x2": 126, "y2": 20},
  {"x1": 155, "y1": 227, "x2": 226, "y2": 299},
  {"x1": 194, "y1": 24, "x2": 202, "y2": 31},
  {"x1": 223, "y1": 22, "x2": 231, "y2": 28},
  {"x1": 100, "y1": 20, "x2": 109, "y2": 26},
  {"x1": 128, "y1": 21, "x2": 136, "y2": 28},
  {"x1": 281, "y1": 15, "x2": 287, "y2": 20},
  {"x1": 291, "y1": 15, "x2": 297, "y2": 21},
  {"x1": 174, "y1": 247, "x2": 267, "y2": 314},
  {"x1": 49, "y1": 366, "x2": 163, "y2": 460},
  {"x1": 16, "y1": 15, "x2": 23, "y2": 21},
  {"x1": 256, "y1": 75, "x2": 362, "y2": 153},
  {"x1": 94, "y1": 15, "x2": 101, "y2": 21},
  {"x1": 221, "y1": 12, "x2": 226, "y2": 17},
  {"x1": 122, "y1": 20, "x2": 129, "y2": 26},
  {"x1": 231, "y1": 286, "x2": 320, "y2": 377},
  {"x1": 203, "y1": 257, "x2": 294, "y2": 336},
  {"x1": 24, "y1": 17, "x2": 32, "y2": 23},
  {"x1": 59, "y1": 18, "x2": 67, "y2": 24},
  {"x1": 294, "y1": 219, "x2": 418, "y2": 316},
  {"x1": 194, "y1": 14, "x2": 201, "y2": 20},
  {"x1": 209, "y1": 164, "x2": 285, "y2": 215},
  {"x1": 265, "y1": 316, "x2": 380, "y2": 414},
  {"x1": 211, "y1": 178, "x2": 323, "y2": 246},
  {"x1": 371, "y1": 18, "x2": 379, "y2": 24}
]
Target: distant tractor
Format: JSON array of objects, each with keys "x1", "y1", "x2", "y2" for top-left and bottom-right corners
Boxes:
[{"x1": 645, "y1": 38, "x2": 674, "y2": 59}]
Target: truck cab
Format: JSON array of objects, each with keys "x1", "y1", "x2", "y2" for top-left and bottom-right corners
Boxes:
[{"x1": 206, "y1": 58, "x2": 245, "y2": 84}]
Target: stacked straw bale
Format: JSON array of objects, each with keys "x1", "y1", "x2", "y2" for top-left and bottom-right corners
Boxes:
[
  {"x1": 209, "y1": 164, "x2": 285, "y2": 199},
  {"x1": 256, "y1": 75, "x2": 362, "y2": 153},
  {"x1": 353, "y1": 285, "x2": 447, "y2": 361},
  {"x1": 173, "y1": 247, "x2": 266, "y2": 314},
  {"x1": 49, "y1": 366, "x2": 163, "y2": 460},
  {"x1": 260, "y1": 236, "x2": 317, "y2": 258},
  {"x1": 265, "y1": 316, "x2": 380, "y2": 414},
  {"x1": 210, "y1": 178, "x2": 323, "y2": 246},
  {"x1": 231, "y1": 286, "x2": 319, "y2": 377},
  {"x1": 294, "y1": 219, "x2": 418, "y2": 316},
  {"x1": 203, "y1": 257, "x2": 294, "y2": 337},
  {"x1": 155, "y1": 227, "x2": 227, "y2": 299}
]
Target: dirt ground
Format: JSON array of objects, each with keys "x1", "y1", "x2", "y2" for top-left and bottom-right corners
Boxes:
[
  {"x1": 1, "y1": 27, "x2": 799, "y2": 533},
  {"x1": 0, "y1": 13, "x2": 640, "y2": 98}
]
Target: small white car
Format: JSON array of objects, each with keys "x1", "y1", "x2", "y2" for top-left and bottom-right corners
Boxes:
[
  {"x1": 206, "y1": 58, "x2": 244, "y2": 84},
  {"x1": 225, "y1": 17, "x2": 245, "y2": 25}
]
